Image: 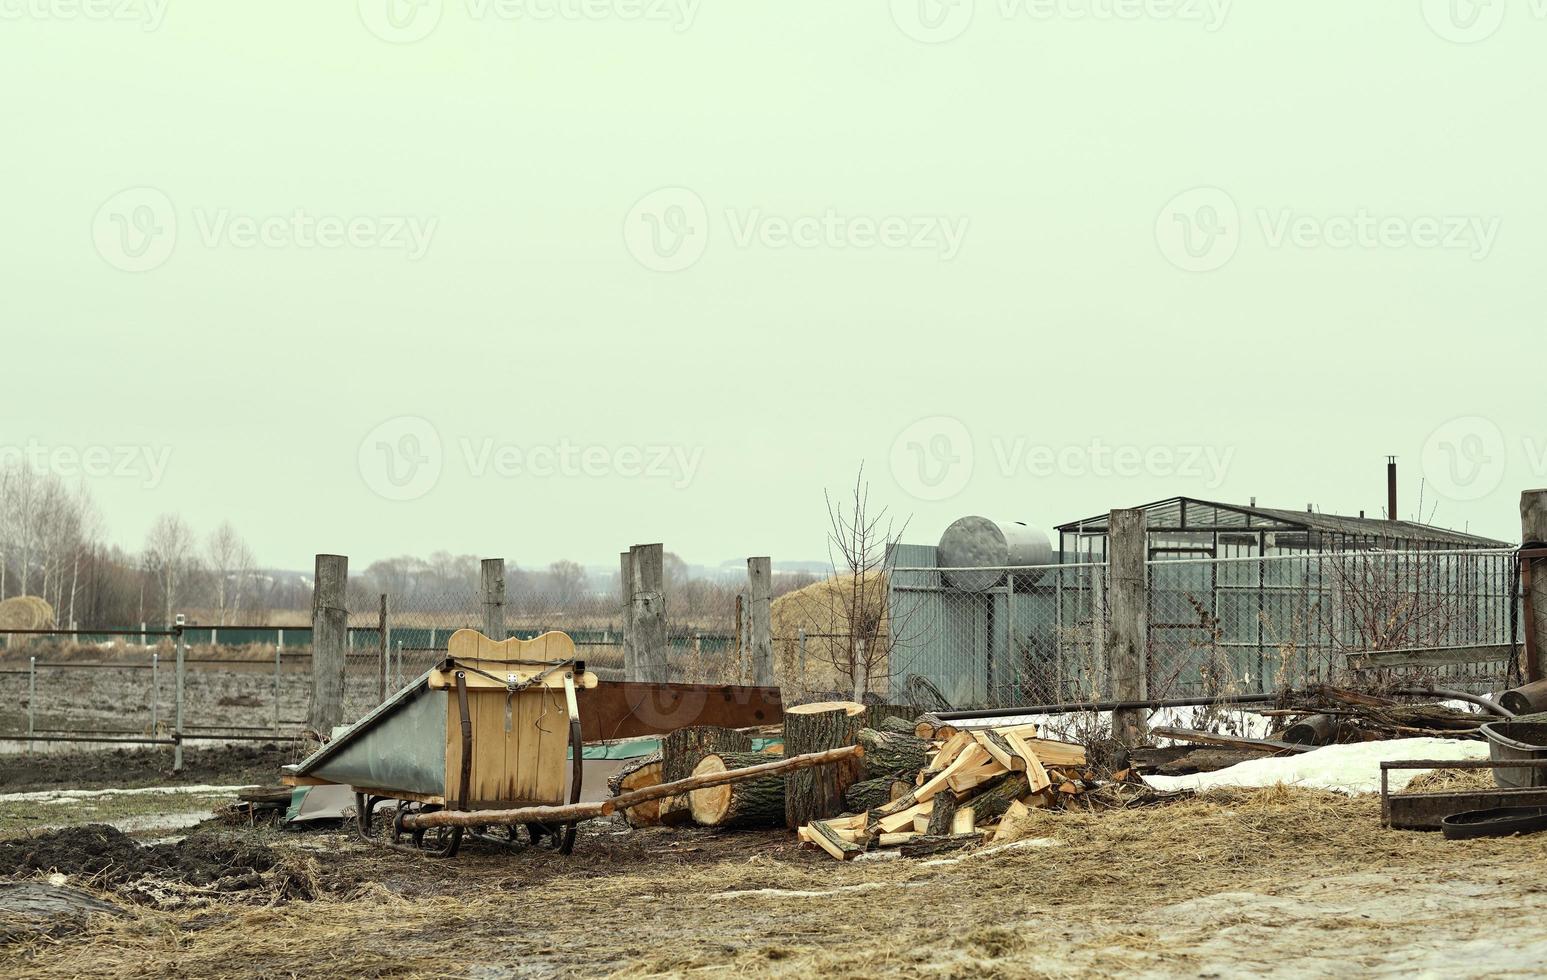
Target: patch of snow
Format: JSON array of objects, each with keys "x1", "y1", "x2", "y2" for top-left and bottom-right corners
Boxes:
[{"x1": 1141, "y1": 737, "x2": 1490, "y2": 795}]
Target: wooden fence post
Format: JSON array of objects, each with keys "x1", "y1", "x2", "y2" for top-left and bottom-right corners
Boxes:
[
  {"x1": 1522, "y1": 491, "x2": 1547, "y2": 682},
  {"x1": 631, "y1": 544, "x2": 668, "y2": 682},
  {"x1": 308, "y1": 554, "x2": 348, "y2": 734},
  {"x1": 620, "y1": 551, "x2": 637, "y2": 679},
  {"x1": 481, "y1": 558, "x2": 506, "y2": 640},
  {"x1": 1108, "y1": 510, "x2": 1148, "y2": 745},
  {"x1": 747, "y1": 556, "x2": 773, "y2": 687}
]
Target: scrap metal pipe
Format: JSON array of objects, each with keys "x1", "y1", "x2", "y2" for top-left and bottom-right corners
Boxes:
[{"x1": 401, "y1": 743, "x2": 864, "y2": 831}]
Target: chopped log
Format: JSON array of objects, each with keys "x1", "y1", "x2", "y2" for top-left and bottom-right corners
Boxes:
[
  {"x1": 876, "y1": 799, "x2": 932, "y2": 834},
  {"x1": 960, "y1": 773, "x2": 1030, "y2": 824},
  {"x1": 856, "y1": 727, "x2": 931, "y2": 779},
  {"x1": 888, "y1": 777, "x2": 913, "y2": 802},
  {"x1": 809, "y1": 820, "x2": 863, "y2": 860},
  {"x1": 914, "y1": 720, "x2": 936, "y2": 740},
  {"x1": 916, "y1": 745, "x2": 991, "y2": 802},
  {"x1": 1154, "y1": 748, "x2": 1263, "y2": 776},
  {"x1": 930, "y1": 732, "x2": 976, "y2": 772},
  {"x1": 879, "y1": 716, "x2": 920, "y2": 736},
  {"x1": 925, "y1": 789, "x2": 958, "y2": 836},
  {"x1": 607, "y1": 752, "x2": 664, "y2": 827},
  {"x1": 784, "y1": 702, "x2": 868, "y2": 829},
  {"x1": 843, "y1": 777, "x2": 896, "y2": 814},
  {"x1": 878, "y1": 831, "x2": 917, "y2": 846},
  {"x1": 689, "y1": 751, "x2": 788, "y2": 828},
  {"x1": 947, "y1": 757, "x2": 1008, "y2": 796},
  {"x1": 659, "y1": 726, "x2": 754, "y2": 825},
  {"x1": 900, "y1": 834, "x2": 979, "y2": 858},
  {"x1": 951, "y1": 809, "x2": 976, "y2": 835}
]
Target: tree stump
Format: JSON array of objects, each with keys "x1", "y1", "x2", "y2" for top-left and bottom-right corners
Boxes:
[
  {"x1": 689, "y1": 752, "x2": 786, "y2": 828},
  {"x1": 783, "y1": 702, "x2": 867, "y2": 829}
]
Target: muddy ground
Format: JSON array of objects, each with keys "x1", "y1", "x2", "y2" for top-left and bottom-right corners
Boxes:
[{"x1": 0, "y1": 762, "x2": 1545, "y2": 978}]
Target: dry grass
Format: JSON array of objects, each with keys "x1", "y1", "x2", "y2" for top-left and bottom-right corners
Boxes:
[{"x1": 10, "y1": 786, "x2": 1547, "y2": 978}]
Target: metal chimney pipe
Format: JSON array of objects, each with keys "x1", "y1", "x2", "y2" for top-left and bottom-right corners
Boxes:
[{"x1": 1387, "y1": 456, "x2": 1398, "y2": 521}]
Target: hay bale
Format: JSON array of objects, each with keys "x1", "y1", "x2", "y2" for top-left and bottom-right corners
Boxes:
[
  {"x1": 0, "y1": 596, "x2": 51, "y2": 631},
  {"x1": 770, "y1": 573, "x2": 890, "y2": 694}
]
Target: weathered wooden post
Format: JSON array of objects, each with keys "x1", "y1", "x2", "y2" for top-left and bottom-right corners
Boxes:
[
  {"x1": 481, "y1": 558, "x2": 505, "y2": 641},
  {"x1": 1521, "y1": 491, "x2": 1547, "y2": 682},
  {"x1": 620, "y1": 550, "x2": 637, "y2": 679},
  {"x1": 747, "y1": 556, "x2": 773, "y2": 687},
  {"x1": 1108, "y1": 509, "x2": 1149, "y2": 745},
  {"x1": 631, "y1": 544, "x2": 668, "y2": 682},
  {"x1": 308, "y1": 554, "x2": 349, "y2": 735}
]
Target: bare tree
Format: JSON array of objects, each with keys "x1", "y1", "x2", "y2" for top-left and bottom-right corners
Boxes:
[
  {"x1": 788, "y1": 466, "x2": 911, "y2": 701},
  {"x1": 144, "y1": 513, "x2": 197, "y2": 627},
  {"x1": 206, "y1": 521, "x2": 255, "y2": 625}
]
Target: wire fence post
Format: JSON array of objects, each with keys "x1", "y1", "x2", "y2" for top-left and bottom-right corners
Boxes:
[
  {"x1": 140, "y1": 621, "x2": 148, "y2": 648},
  {"x1": 26, "y1": 656, "x2": 36, "y2": 755},
  {"x1": 394, "y1": 639, "x2": 403, "y2": 689},
  {"x1": 273, "y1": 642, "x2": 282, "y2": 737},
  {"x1": 798, "y1": 628, "x2": 807, "y2": 693},
  {"x1": 150, "y1": 651, "x2": 159, "y2": 736},
  {"x1": 378, "y1": 593, "x2": 390, "y2": 703},
  {"x1": 173, "y1": 614, "x2": 186, "y2": 772}
]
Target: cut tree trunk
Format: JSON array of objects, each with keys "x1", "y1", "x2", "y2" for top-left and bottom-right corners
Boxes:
[
  {"x1": 857, "y1": 727, "x2": 931, "y2": 780},
  {"x1": 879, "y1": 715, "x2": 921, "y2": 736},
  {"x1": 607, "y1": 752, "x2": 664, "y2": 827},
  {"x1": 843, "y1": 777, "x2": 896, "y2": 814},
  {"x1": 783, "y1": 702, "x2": 867, "y2": 829},
  {"x1": 659, "y1": 726, "x2": 754, "y2": 826},
  {"x1": 863, "y1": 703, "x2": 921, "y2": 730},
  {"x1": 689, "y1": 751, "x2": 787, "y2": 828}
]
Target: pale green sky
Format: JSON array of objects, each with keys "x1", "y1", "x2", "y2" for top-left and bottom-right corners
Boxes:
[{"x1": 4, "y1": 1, "x2": 1542, "y2": 568}]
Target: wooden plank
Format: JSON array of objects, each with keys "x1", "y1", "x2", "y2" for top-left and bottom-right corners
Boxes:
[
  {"x1": 1348, "y1": 644, "x2": 1512, "y2": 670},
  {"x1": 877, "y1": 799, "x2": 932, "y2": 834},
  {"x1": 916, "y1": 745, "x2": 990, "y2": 802}
]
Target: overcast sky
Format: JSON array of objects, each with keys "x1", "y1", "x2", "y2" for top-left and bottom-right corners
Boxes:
[{"x1": 4, "y1": 1, "x2": 1542, "y2": 569}]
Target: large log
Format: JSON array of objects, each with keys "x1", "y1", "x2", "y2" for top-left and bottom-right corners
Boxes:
[
  {"x1": 783, "y1": 701, "x2": 867, "y2": 829},
  {"x1": 659, "y1": 726, "x2": 754, "y2": 825},
  {"x1": 856, "y1": 727, "x2": 931, "y2": 779},
  {"x1": 843, "y1": 777, "x2": 896, "y2": 814},
  {"x1": 607, "y1": 752, "x2": 663, "y2": 827},
  {"x1": 863, "y1": 703, "x2": 921, "y2": 730},
  {"x1": 689, "y1": 751, "x2": 788, "y2": 828}
]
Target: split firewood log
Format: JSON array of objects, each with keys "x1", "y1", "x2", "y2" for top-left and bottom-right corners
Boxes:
[
  {"x1": 783, "y1": 701, "x2": 867, "y2": 829},
  {"x1": 689, "y1": 752, "x2": 788, "y2": 829},
  {"x1": 959, "y1": 772, "x2": 1031, "y2": 824},
  {"x1": 900, "y1": 834, "x2": 979, "y2": 858},
  {"x1": 925, "y1": 790, "x2": 959, "y2": 836}
]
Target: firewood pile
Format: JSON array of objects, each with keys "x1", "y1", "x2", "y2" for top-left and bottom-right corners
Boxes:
[
  {"x1": 605, "y1": 702, "x2": 1178, "y2": 862},
  {"x1": 797, "y1": 719, "x2": 1096, "y2": 861}
]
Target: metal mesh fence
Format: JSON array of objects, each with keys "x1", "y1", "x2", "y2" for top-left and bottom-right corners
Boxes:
[
  {"x1": 887, "y1": 562, "x2": 1111, "y2": 709},
  {"x1": 888, "y1": 549, "x2": 1521, "y2": 711},
  {"x1": 1148, "y1": 549, "x2": 1519, "y2": 699}
]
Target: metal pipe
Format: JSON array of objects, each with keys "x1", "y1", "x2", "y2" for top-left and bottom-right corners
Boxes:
[
  {"x1": 933, "y1": 692, "x2": 1280, "y2": 722},
  {"x1": 1387, "y1": 686, "x2": 1514, "y2": 718},
  {"x1": 150, "y1": 652, "x2": 159, "y2": 735},
  {"x1": 174, "y1": 618, "x2": 185, "y2": 772}
]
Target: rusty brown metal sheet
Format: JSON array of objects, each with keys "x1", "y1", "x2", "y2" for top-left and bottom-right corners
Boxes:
[{"x1": 577, "y1": 681, "x2": 783, "y2": 742}]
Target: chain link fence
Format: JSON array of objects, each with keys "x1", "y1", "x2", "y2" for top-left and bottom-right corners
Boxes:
[{"x1": 888, "y1": 548, "x2": 1522, "y2": 711}]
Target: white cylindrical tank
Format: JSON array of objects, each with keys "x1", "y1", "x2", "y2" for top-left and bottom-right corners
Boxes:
[{"x1": 937, "y1": 517, "x2": 1053, "y2": 592}]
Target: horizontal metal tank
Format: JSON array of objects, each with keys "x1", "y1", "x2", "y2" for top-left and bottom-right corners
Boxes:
[{"x1": 937, "y1": 517, "x2": 1053, "y2": 592}]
